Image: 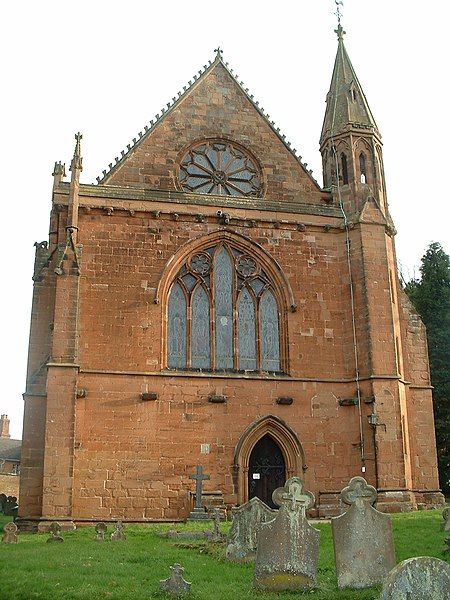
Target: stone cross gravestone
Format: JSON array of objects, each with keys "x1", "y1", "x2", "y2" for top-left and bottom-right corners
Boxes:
[
  {"x1": 254, "y1": 476, "x2": 320, "y2": 591},
  {"x1": 331, "y1": 476, "x2": 396, "y2": 589},
  {"x1": 111, "y1": 520, "x2": 126, "y2": 541},
  {"x1": 380, "y1": 556, "x2": 450, "y2": 599},
  {"x1": 95, "y1": 522, "x2": 107, "y2": 541},
  {"x1": 187, "y1": 465, "x2": 210, "y2": 521},
  {"x1": 226, "y1": 497, "x2": 277, "y2": 562},
  {"x1": 2, "y1": 522, "x2": 18, "y2": 544},
  {"x1": 47, "y1": 522, "x2": 64, "y2": 543},
  {"x1": 160, "y1": 563, "x2": 191, "y2": 597},
  {"x1": 441, "y1": 507, "x2": 450, "y2": 532}
]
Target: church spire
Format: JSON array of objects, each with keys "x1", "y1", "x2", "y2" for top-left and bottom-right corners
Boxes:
[
  {"x1": 67, "y1": 132, "x2": 83, "y2": 241},
  {"x1": 320, "y1": 23, "x2": 389, "y2": 217},
  {"x1": 320, "y1": 27, "x2": 379, "y2": 145}
]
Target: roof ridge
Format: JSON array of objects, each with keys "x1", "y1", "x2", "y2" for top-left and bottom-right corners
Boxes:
[{"x1": 97, "y1": 51, "x2": 320, "y2": 188}]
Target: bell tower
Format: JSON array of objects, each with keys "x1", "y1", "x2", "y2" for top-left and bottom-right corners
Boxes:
[{"x1": 320, "y1": 24, "x2": 388, "y2": 219}]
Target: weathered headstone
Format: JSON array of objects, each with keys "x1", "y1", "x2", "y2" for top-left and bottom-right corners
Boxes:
[
  {"x1": 441, "y1": 507, "x2": 450, "y2": 532},
  {"x1": 160, "y1": 563, "x2": 191, "y2": 597},
  {"x1": 206, "y1": 508, "x2": 225, "y2": 543},
  {"x1": 95, "y1": 522, "x2": 107, "y2": 541},
  {"x1": 380, "y1": 556, "x2": 450, "y2": 599},
  {"x1": 187, "y1": 465, "x2": 210, "y2": 521},
  {"x1": 331, "y1": 476, "x2": 396, "y2": 589},
  {"x1": 47, "y1": 522, "x2": 64, "y2": 543},
  {"x1": 226, "y1": 497, "x2": 277, "y2": 562},
  {"x1": 0, "y1": 493, "x2": 7, "y2": 513},
  {"x1": 111, "y1": 520, "x2": 126, "y2": 541},
  {"x1": 2, "y1": 522, "x2": 18, "y2": 544},
  {"x1": 254, "y1": 477, "x2": 320, "y2": 591}
]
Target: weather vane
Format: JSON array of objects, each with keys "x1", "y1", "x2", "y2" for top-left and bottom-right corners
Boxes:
[{"x1": 335, "y1": 0, "x2": 344, "y2": 25}]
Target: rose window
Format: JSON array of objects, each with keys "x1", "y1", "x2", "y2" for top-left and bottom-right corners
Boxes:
[{"x1": 179, "y1": 141, "x2": 262, "y2": 197}]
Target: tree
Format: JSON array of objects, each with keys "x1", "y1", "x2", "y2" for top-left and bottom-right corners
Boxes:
[{"x1": 405, "y1": 242, "x2": 450, "y2": 494}]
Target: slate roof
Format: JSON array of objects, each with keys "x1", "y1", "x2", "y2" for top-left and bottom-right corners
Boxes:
[
  {"x1": 97, "y1": 49, "x2": 319, "y2": 188},
  {"x1": 0, "y1": 438, "x2": 21, "y2": 462}
]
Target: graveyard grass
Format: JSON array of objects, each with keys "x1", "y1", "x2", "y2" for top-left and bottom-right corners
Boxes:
[{"x1": 0, "y1": 511, "x2": 449, "y2": 599}]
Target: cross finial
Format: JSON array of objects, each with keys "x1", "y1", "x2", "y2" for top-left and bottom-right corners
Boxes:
[
  {"x1": 70, "y1": 131, "x2": 83, "y2": 172},
  {"x1": 272, "y1": 477, "x2": 315, "y2": 516},
  {"x1": 214, "y1": 46, "x2": 223, "y2": 59},
  {"x1": 341, "y1": 476, "x2": 377, "y2": 507},
  {"x1": 335, "y1": 23, "x2": 346, "y2": 41}
]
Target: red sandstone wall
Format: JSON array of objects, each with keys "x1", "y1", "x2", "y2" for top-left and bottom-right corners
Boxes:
[
  {"x1": 71, "y1": 373, "x2": 368, "y2": 520},
  {"x1": 77, "y1": 209, "x2": 351, "y2": 379},
  {"x1": 105, "y1": 63, "x2": 323, "y2": 204},
  {"x1": 399, "y1": 291, "x2": 440, "y2": 496}
]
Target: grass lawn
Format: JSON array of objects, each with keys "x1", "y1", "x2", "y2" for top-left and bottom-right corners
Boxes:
[{"x1": 0, "y1": 511, "x2": 449, "y2": 599}]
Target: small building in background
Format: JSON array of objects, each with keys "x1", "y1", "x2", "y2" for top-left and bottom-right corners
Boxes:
[{"x1": 0, "y1": 415, "x2": 21, "y2": 475}]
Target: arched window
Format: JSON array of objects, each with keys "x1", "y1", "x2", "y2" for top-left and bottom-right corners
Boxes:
[
  {"x1": 340, "y1": 153, "x2": 349, "y2": 185},
  {"x1": 167, "y1": 242, "x2": 283, "y2": 373},
  {"x1": 359, "y1": 152, "x2": 367, "y2": 183}
]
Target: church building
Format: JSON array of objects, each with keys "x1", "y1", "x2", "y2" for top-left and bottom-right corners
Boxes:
[{"x1": 19, "y1": 27, "x2": 444, "y2": 527}]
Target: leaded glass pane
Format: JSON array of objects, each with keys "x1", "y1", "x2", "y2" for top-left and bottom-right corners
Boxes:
[
  {"x1": 250, "y1": 278, "x2": 265, "y2": 296},
  {"x1": 238, "y1": 288, "x2": 257, "y2": 370},
  {"x1": 168, "y1": 283, "x2": 187, "y2": 369},
  {"x1": 182, "y1": 273, "x2": 197, "y2": 291},
  {"x1": 191, "y1": 286, "x2": 211, "y2": 369},
  {"x1": 214, "y1": 247, "x2": 233, "y2": 369},
  {"x1": 260, "y1": 290, "x2": 280, "y2": 372}
]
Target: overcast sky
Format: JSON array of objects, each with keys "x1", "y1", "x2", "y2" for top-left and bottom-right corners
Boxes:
[{"x1": 1, "y1": 1, "x2": 448, "y2": 439}]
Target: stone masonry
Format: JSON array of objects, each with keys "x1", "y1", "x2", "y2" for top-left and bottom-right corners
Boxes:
[{"x1": 18, "y1": 37, "x2": 444, "y2": 526}]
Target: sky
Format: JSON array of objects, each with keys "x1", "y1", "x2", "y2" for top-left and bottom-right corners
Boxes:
[{"x1": 1, "y1": 1, "x2": 448, "y2": 439}]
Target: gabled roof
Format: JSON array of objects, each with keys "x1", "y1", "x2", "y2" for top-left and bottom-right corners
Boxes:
[
  {"x1": 320, "y1": 26, "x2": 379, "y2": 145},
  {"x1": 97, "y1": 49, "x2": 320, "y2": 188},
  {"x1": 0, "y1": 438, "x2": 21, "y2": 462}
]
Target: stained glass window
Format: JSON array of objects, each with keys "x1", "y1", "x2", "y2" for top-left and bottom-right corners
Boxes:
[
  {"x1": 179, "y1": 140, "x2": 263, "y2": 197},
  {"x1": 167, "y1": 283, "x2": 187, "y2": 369},
  {"x1": 214, "y1": 248, "x2": 234, "y2": 370},
  {"x1": 166, "y1": 242, "x2": 283, "y2": 372},
  {"x1": 238, "y1": 288, "x2": 257, "y2": 370},
  {"x1": 260, "y1": 291, "x2": 280, "y2": 372}
]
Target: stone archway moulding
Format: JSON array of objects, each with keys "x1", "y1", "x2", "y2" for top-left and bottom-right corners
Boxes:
[
  {"x1": 232, "y1": 414, "x2": 307, "y2": 505},
  {"x1": 156, "y1": 229, "x2": 296, "y2": 371},
  {"x1": 155, "y1": 229, "x2": 296, "y2": 311}
]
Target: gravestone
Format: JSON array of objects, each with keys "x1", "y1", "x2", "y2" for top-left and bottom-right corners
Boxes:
[
  {"x1": 226, "y1": 497, "x2": 277, "y2": 562},
  {"x1": 160, "y1": 563, "x2": 191, "y2": 597},
  {"x1": 95, "y1": 522, "x2": 107, "y2": 541},
  {"x1": 0, "y1": 493, "x2": 7, "y2": 513},
  {"x1": 441, "y1": 507, "x2": 450, "y2": 532},
  {"x1": 47, "y1": 522, "x2": 64, "y2": 543},
  {"x1": 111, "y1": 520, "x2": 126, "y2": 541},
  {"x1": 2, "y1": 522, "x2": 18, "y2": 544},
  {"x1": 331, "y1": 476, "x2": 395, "y2": 589},
  {"x1": 254, "y1": 476, "x2": 320, "y2": 591},
  {"x1": 380, "y1": 556, "x2": 450, "y2": 599},
  {"x1": 206, "y1": 508, "x2": 225, "y2": 543},
  {"x1": 187, "y1": 465, "x2": 210, "y2": 521}
]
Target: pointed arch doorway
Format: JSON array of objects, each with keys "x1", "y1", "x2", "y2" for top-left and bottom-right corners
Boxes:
[
  {"x1": 233, "y1": 415, "x2": 307, "y2": 506},
  {"x1": 248, "y1": 434, "x2": 286, "y2": 508}
]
